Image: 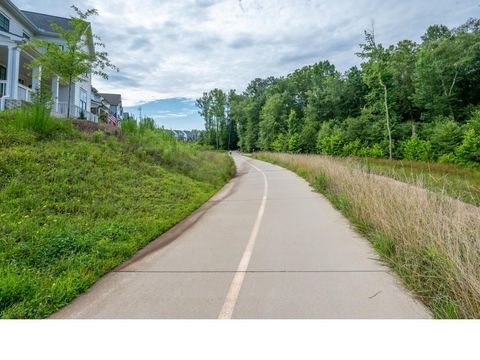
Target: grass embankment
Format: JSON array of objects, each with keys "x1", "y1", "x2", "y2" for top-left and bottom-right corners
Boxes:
[
  {"x1": 0, "y1": 111, "x2": 234, "y2": 319},
  {"x1": 349, "y1": 158, "x2": 480, "y2": 207},
  {"x1": 255, "y1": 152, "x2": 480, "y2": 319}
]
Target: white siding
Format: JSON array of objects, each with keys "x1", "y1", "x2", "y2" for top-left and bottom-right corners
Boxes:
[{"x1": 0, "y1": 5, "x2": 33, "y2": 38}]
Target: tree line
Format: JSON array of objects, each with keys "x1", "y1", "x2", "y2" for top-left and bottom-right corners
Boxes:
[{"x1": 197, "y1": 18, "x2": 480, "y2": 165}]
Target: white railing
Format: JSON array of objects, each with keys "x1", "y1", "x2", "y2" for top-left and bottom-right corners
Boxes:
[
  {"x1": 54, "y1": 101, "x2": 98, "y2": 122},
  {"x1": 0, "y1": 80, "x2": 7, "y2": 98},
  {"x1": 17, "y1": 84, "x2": 33, "y2": 102}
]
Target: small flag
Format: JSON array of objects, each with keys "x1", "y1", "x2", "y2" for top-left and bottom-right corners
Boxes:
[{"x1": 108, "y1": 114, "x2": 118, "y2": 126}]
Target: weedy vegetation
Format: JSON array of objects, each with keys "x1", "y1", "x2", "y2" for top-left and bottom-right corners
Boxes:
[{"x1": 0, "y1": 109, "x2": 234, "y2": 318}]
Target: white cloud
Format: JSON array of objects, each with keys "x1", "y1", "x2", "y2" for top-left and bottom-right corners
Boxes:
[{"x1": 13, "y1": 0, "x2": 479, "y2": 106}]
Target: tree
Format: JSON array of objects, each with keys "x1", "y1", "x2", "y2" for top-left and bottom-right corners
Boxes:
[
  {"x1": 258, "y1": 92, "x2": 290, "y2": 150},
  {"x1": 391, "y1": 40, "x2": 419, "y2": 122},
  {"x1": 196, "y1": 92, "x2": 214, "y2": 146},
  {"x1": 358, "y1": 28, "x2": 395, "y2": 159},
  {"x1": 414, "y1": 21, "x2": 480, "y2": 120},
  {"x1": 339, "y1": 67, "x2": 368, "y2": 118},
  {"x1": 23, "y1": 6, "x2": 118, "y2": 118}
]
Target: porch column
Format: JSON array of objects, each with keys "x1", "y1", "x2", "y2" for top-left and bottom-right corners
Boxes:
[
  {"x1": 51, "y1": 75, "x2": 60, "y2": 113},
  {"x1": 32, "y1": 66, "x2": 42, "y2": 92},
  {"x1": 6, "y1": 46, "x2": 20, "y2": 99}
]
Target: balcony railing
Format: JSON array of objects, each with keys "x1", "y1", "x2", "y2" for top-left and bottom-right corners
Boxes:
[
  {"x1": 54, "y1": 101, "x2": 98, "y2": 122},
  {"x1": 17, "y1": 84, "x2": 33, "y2": 102},
  {"x1": 0, "y1": 80, "x2": 7, "y2": 98}
]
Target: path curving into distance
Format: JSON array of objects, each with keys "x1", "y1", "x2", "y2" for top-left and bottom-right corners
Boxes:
[{"x1": 53, "y1": 154, "x2": 430, "y2": 319}]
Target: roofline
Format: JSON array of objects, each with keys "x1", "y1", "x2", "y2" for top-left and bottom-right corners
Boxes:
[
  {"x1": 2, "y1": 0, "x2": 38, "y2": 33},
  {"x1": 21, "y1": 10, "x2": 71, "y2": 23},
  {"x1": 2, "y1": 1, "x2": 81, "y2": 38}
]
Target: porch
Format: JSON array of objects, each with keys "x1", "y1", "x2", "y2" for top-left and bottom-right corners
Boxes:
[
  {"x1": 0, "y1": 44, "x2": 36, "y2": 102},
  {"x1": 0, "y1": 43, "x2": 97, "y2": 122}
]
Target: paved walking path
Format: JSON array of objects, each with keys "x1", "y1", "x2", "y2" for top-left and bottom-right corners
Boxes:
[{"x1": 53, "y1": 154, "x2": 430, "y2": 319}]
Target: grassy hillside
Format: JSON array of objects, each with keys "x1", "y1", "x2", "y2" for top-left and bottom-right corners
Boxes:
[
  {"x1": 0, "y1": 111, "x2": 234, "y2": 319},
  {"x1": 343, "y1": 158, "x2": 480, "y2": 206},
  {"x1": 255, "y1": 152, "x2": 480, "y2": 319}
]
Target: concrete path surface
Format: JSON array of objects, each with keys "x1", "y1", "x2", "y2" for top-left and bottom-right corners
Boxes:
[{"x1": 53, "y1": 154, "x2": 430, "y2": 319}]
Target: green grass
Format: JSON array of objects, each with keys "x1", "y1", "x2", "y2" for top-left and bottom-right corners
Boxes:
[
  {"x1": 348, "y1": 157, "x2": 480, "y2": 206},
  {"x1": 0, "y1": 111, "x2": 234, "y2": 318}
]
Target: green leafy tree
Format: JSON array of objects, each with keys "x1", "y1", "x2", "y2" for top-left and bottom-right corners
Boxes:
[
  {"x1": 286, "y1": 109, "x2": 302, "y2": 152},
  {"x1": 196, "y1": 92, "x2": 216, "y2": 147},
  {"x1": 414, "y1": 22, "x2": 480, "y2": 120},
  {"x1": 358, "y1": 28, "x2": 395, "y2": 159},
  {"x1": 258, "y1": 92, "x2": 290, "y2": 150},
  {"x1": 391, "y1": 40, "x2": 420, "y2": 121},
  {"x1": 23, "y1": 6, "x2": 118, "y2": 118}
]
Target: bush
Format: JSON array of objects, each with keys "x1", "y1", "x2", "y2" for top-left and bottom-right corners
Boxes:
[
  {"x1": 92, "y1": 131, "x2": 104, "y2": 143},
  {"x1": 17, "y1": 104, "x2": 55, "y2": 137},
  {"x1": 455, "y1": 128, "x2": 480, "y2": 165},
  {"x1": 272, "y1": 133, "x2": 287, "y2": 152},
  {"x1": 438, "y1": 153, "x2": 457, "y2": 164},
  {"x1": 288, "y1": 133, "x2": 301, "y2": 153},
  {"x1": 402, "y1": 135, "x2": 433, "y2": 162},
  {"x1": 316, "y1": 122, "x2": 345, "y2": 156},
  {"x1": 317, "y1": 132, "x2": 344, "y2": 156},
  {"x1": 358, "y1": 144, "x2": 386, "y2": 159},
  {"x1": 465, "y1": 109, "x2": 480, "y2": 134},
  {"x1": 120, "y1": 117, "x2": 138, "y2": 135},
  {"x1": 429, "y1": 117, "x2": 463, "y2": 158},
  {"x1": 139, "y1": 117, "x2": 156, "y2": 132},
  {"x1": 342, "y1": 139, "x2": 363, "y2": 157}
]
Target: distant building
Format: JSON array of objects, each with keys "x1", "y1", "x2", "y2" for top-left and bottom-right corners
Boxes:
[
  {"x1": 169, "y1": 130, "x2": 203, "y2": 142},
  {"x1": 90, "y1": 87, "x2": 110, "y2": 120},
  {"x1": 99, "y1": 93, "x2": 123, "y2": 119}
]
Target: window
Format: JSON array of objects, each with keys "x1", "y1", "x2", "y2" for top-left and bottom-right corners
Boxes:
[
  {"x1": 80, "y1": 88, "x2": 88, "y2": 111},
  {"x1": 0, "y1": 13, "x2": 9, "y2": 33}
]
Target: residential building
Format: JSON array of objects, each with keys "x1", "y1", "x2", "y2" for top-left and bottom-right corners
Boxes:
[
  {"x1": 0, "y1": 0, "x2": 96, "y2": 121},
  {"x1": 98, "y1": 93, "x2": 123, "y2": 120},
  {"x1": 169, "y1": 129, "x2": 203, "y2": 142},
  {"x1": 90, "y1": 87, "x2": 110, "y2": 121}
]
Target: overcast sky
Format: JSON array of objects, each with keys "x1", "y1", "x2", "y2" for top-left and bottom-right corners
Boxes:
[{"x1": 14, "y1": 0, "x2": 479, "y2": 106}]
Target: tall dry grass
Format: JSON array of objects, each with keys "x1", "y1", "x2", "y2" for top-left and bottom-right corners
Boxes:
[{"x1": 256, "y1": 152, "x2": 480, "y2": 318}]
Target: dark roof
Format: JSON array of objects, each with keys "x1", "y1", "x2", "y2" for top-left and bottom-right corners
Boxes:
[
  {"x1": 99, "y1": 93, "x2": 122, "y2": 106},
  {"x1": 21, "y1": 10, "x2": 71, "y2": 33}
]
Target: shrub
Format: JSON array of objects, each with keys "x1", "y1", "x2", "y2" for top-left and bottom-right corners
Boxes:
[
  {"x1": 438, "y1": 153, "x2": 457, "y2": 164},
  {"x1": 316, "y1": 122, "x2": 345, "y2": 155},
  {"x1": 455, "y1": 128, "x2": 480, "y2": 165},
  {"x1": 402, "y1": 135, "x2": 433, "y2": 162},
  {"x1": 120, "y1": 117, "x2": 138, "y2": 135},
  {"x1": 359, "y1": 144, "x2": 386, "y2": 159},
  {"x1": 429, "y1": 117, "x2": 463, "y2": 158},
  {"x1": 272, "y1": 133, "x2": 287, "y2": 152},
  {"x1": 288, "y1": 133, "x2": 301, "y2": 153},
  {"x1": 465, "y1": 109, "x2": 480, "y2": 134},
  {"x1": 317, "y1": 133, "x2": 344, "y2": 156},
  {"x1": 16, "y1": 103, "x2": 55, "y2": 137},
  {"x1": 139, "y1": 117, "x2": 156, "y2": 132},
  {"x1": 92, "y1": 131, "x2": 104, "y2": 143},
  {"x1": 342, "y1": 139, "x2": 363, "y2": 157}
]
